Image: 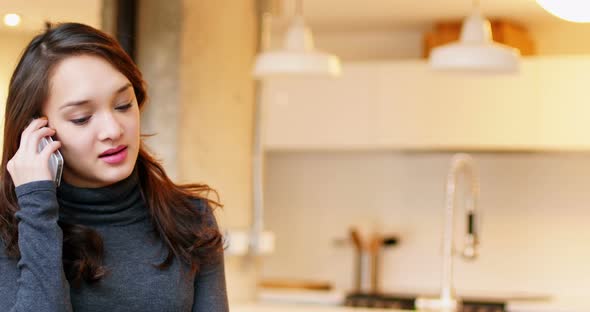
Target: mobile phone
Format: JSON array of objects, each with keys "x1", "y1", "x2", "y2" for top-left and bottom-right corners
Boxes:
[{"x1": 38, "y1": 136, "x2": 64, "y2": 186}]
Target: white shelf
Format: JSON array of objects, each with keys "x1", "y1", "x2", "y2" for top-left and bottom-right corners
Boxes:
[{"x1": 261, "y1": 56, "x2": 590, "y2": 152}]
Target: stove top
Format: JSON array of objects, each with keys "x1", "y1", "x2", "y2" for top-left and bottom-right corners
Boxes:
[{"x1": 345, "y1": 293, "x2": 505, "y2": 312}]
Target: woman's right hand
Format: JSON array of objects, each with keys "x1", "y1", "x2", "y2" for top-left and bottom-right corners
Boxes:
[{"x1": 7, "y1": 118, "x2": 62, "y2": 187}]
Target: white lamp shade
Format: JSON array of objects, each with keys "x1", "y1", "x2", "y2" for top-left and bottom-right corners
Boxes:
[
  {"x1": 429, "y1": 7, "x2": 520, "y2": 73},
  {"x1": 253, "y1": 16, "x2": 341, "y2": 78},
  {"x1": 430, "y1": 42, "x2": 520, "y2": 73},
  {"x1": 253, "y1": 50, "x2": 341, "y2": 77},
  {"x1": 536, "y1": 0, "x2": 590, "y2": 23}
]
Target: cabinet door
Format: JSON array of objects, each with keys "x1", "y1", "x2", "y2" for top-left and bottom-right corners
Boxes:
[
  {"x1": 261, "y1": 64, "x2": 379, "y2": 150},
  {"x1": 533, "y1": 56, "x2": 590, "y2": 150},
  {"x1": 375, "y1": 60, "x2": 543, "y2": 150}
]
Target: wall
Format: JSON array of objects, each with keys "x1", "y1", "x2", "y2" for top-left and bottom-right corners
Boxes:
[
  {"x1": 136, "y1": 0, "x2": 182, "y2": 179},
  {"x1": 0, "y1": 31, "x2": 37, "y2": 147},
  {"x1": 283, "y1": 21, "x2": 590, "y2": 61},
  {"x1": 530, "y1": 23, "x2": 590, "y2": 56},
  {"x1": 178, "y1": 0, "x2": 259, "y2": 304},
  {"x1": 262, "y1": 151, "x2": 590, "y2": 300},
  {"x1": 268, "y1": 26, "x2": 424, "y2": 61}
]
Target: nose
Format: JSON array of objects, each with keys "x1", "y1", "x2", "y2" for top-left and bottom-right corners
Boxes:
[{"x1": 97, "y1": 111, "x2": 124, "y2": 142}]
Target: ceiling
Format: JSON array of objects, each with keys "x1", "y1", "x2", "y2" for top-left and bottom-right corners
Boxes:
[
  {"x1": 0, "y1": 0, "x2": 101, "y2": 33},
  {"x1": 281, "y1": 0, "x2": 573, "y2": 31},
  {"x1": 0, "y1": 0, "x2": 577, "y2": 34}
]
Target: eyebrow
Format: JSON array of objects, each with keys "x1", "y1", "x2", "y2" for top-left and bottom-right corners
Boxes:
[{"x1": 59, "y1": 83, "x2": 133, "y2": 110}]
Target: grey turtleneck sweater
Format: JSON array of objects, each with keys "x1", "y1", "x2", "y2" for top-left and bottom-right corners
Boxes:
[{"x1": 0, "y1": 171, "x2": 228, "y2": 312}]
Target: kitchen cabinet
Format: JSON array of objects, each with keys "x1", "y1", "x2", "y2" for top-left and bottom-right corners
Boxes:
[
  {"x1": 261, "y1": 66, "x2": 379, "y2": 150},
  {"x1": 261, "y1": 56, "x2": 590, "y2": 151},
  {"x1": 532, "y1": 57, "x2": 590, "y2": 149}
]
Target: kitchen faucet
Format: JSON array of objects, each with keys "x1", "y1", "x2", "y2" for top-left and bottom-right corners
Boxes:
[{"x1": 416, "y1": 153, "x2": 481, "y2": 312}]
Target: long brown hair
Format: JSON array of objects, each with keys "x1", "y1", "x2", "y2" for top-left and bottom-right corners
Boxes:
[{"x1": 0, "y1": 23, "x2": 223, "y2": 287}]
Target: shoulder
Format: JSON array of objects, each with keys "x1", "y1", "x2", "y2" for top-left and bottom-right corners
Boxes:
[
  {"x1": 188, "y1": 197, "x2": 208, "y2": 212},
  {"x1": 0, "y1": 238, "x2": 10, "y2": 260},
  {"x1": 187, "y1": 197, "x2": 211, "y2": 217},
  {"x1": 186, "y1": 197, "x2": 225, "y2": 264},
  {"x1": 187, "y1": 197, "x2": 219, "y2": 229},
  {"x1": 0, "y1": 239, "x2": 4, "y2": 258}
]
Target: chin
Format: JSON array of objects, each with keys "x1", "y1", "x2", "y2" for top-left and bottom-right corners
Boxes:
[
  {"x1": 99, "y1": 164, "x2": 135, "y2": 184},
  {"x1": 63, "y1": 150, "x2": 139, "y2": 188},
  {"x1": 77, "y1": 162, "x2": 135, "y2": 188}
]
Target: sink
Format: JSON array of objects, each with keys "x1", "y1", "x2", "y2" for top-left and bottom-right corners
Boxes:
[
  {"x1": 344, "y1": 292, "x2": 506, "y2": 311},
  {"x1": 344, "y1": 293, "x2": 415, "y2": 309}
]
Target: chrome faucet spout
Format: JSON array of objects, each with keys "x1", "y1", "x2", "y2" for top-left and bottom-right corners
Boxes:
[
  {"x1": 441, "y1": 153, "x2": 480, "y2": 305},
  {"x1": 416, "y1": 153, "x2": 481, "y2": 312}
]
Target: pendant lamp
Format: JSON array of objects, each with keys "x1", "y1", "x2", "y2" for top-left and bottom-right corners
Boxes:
[
  {"x1": 429, "y1": 1, "x2": 520, "y2": 73},
  {"x1": 252, "y1": 0, "x2": 341, "y2": 78}
]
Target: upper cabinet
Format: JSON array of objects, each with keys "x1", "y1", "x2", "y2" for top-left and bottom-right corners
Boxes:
[{"x1": 261, "y1": 56, "x2": 590, "y2": 151}]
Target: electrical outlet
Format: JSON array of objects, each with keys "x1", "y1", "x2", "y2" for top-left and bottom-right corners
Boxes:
[
  {"x1": 257, "y1": 231, "x2": 275, "y2": 255},
  {"x1": 223, "y1": 229, "x2": 275, "y2": 256},
  {"x1": 224, "y1": 229, "x2": 249, "y2": 256}
]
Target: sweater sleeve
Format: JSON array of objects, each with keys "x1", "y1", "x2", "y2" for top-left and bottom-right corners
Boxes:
[
  {"x1": 191, "y1": 199, "x2": 229, "y2": 312},
  {"x1": 0, "y1": 181, "x2": 72, "y2": 312}
]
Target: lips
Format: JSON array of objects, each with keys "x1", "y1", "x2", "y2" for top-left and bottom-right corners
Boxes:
[
  {"x1": 99, "y1": 145, "x2": 127, "y2": 157},
  {"x1": 99, "y1": 145, "x2": 128, "y2": 165}
]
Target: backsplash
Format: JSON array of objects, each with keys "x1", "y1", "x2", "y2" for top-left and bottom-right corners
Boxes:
[{"x1": 261, "y1": 151, "x2": 590, "y2": 299}]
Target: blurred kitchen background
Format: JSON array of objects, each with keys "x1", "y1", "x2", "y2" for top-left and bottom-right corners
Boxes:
[{"x1": 2, "y1": 1, "x2": 590, "y2": 311}]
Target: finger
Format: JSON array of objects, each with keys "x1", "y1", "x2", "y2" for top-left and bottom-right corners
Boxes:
[
  {"x1": 26, "y1": 127, "x2": 56, "y2": 153},
  {"x1": 6, "y1": 159, "x2": 13, "y2": 173},
  {"x1": 21, "y1": 117, "x2": 48, "y2": 138},
  {"x1": 39, "y1": 140, "x2": 62, "y2": 160},
  {"x1": 20, "y1": 118, "x2": 48, "y2": 146}
]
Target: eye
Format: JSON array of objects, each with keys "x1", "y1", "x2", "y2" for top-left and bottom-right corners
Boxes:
[
  {"x1": 71, "y1": 116, "x2": 91, "y2": 125},
  {"x1": 116, "y1": 103, "x2": 132, "y2": 111}
]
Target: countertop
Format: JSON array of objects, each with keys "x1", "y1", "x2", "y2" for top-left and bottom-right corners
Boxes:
[
  {"x1": 232, "y1": 301, "x2": 590, "y2": 312},
  {"x1": 231, "y1": 303, "x2": 404, "y2": 312},
  {"x1": 233, "y1": 289, "x2": 589, "y2": 312},
  {"x1": 507, "y1": 297, "x2": 590, "y2": 312}
]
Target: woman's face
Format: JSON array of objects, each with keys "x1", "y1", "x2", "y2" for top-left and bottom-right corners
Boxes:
[{"x1": 43, "y1": 54, "x2": 140, "y2": 188}]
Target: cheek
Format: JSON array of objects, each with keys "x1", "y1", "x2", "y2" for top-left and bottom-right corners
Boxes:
[
  {"x1": 126, "y1": 111, "x2": 141, "y2": 139},
  {"x1": 58, "y1": 130, "x2": 95, "y2": 159}
]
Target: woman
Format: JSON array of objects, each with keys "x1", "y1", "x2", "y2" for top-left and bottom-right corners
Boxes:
[{"x1": 0, "y1": 23, "x2": 228, "y2": 311}]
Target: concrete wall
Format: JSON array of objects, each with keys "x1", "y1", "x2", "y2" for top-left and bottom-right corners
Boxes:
[
  {"x1": 178, "y1": 0, "x2": 259, "y2": 303},
  {"x1": 136, "y1": 0, "x2": 182, "y2": 179}
]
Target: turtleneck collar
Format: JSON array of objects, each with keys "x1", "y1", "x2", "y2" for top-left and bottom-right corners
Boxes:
[{"x1": 57, "y1": 168, "x2": 149, "y2": 226}]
